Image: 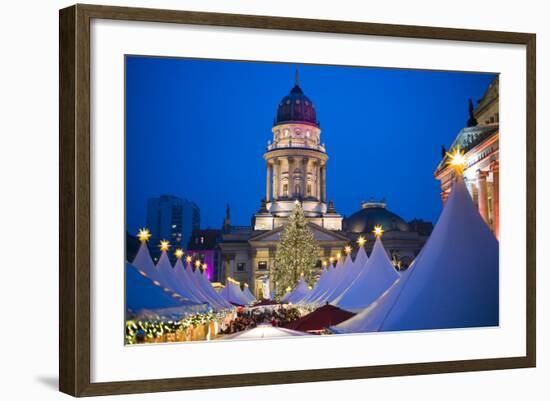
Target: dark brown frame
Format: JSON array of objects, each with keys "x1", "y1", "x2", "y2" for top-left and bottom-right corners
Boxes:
[{"x1": 59, "y1": 3, "x2": 536, "y2": 397}]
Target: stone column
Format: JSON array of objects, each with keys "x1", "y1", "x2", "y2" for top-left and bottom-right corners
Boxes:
[
  {"x1": 315, "y1": 160, "x2": 321, "y2": 200},
  {"x1": 265, "y1": 162, "x2": 271, "y2": 202},
  {"x1": 477, "y1": 170, "x2": 489, "y2": 225},
  {"x1": 491, "y1": 161, "x2": 500, "y2": 239},
  {"x1": 301, "y1": 157, "x2": 308, "y2": 198},
  {"x1": 273, "y1": 159, "x2": 279, "y2": 200},
  {"x1": 321, "y1": 164, "x2": 327, "y2": 203}
]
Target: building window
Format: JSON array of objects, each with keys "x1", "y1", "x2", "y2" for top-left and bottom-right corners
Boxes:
[
  {"x1": 283, "y1": 184, "x2": 288, "y2": 196},
  {"x1": 307, "y1": 183, "x2": 312, "y2": 196},
  {"x1": 236, "y1": 262, "x2": 246, "y2": 272},
  {"x1": 295, "y1": 184, "x2": 300, "y2": 195},
  {"x1": 258, "y1": 261, "x2": 267, "y2": 270}
]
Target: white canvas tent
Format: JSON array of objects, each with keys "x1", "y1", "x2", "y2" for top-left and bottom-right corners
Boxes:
[
  {"x1": 282, "y1": 277, "x2": 310, "y2": 304},
  {"x1": 332, "y1": 237, "x2": 400, "y2": 312},
  {"x1": 323, "y1": 250, "x2": 366, "y2": 304},
  {"x1": 220, "y1": 279, "x2": 252, "y2": 306},
  {"x1": 126, "y1": 262, "x2": 196, "y2": 311},
  {"x1": 242, "y1": 284, "x2": 257, "y2": 303},
  {"x1": 191, "y1": 266, "x2": 233, "y2": 310},
  {"x1": 333, "y1": 175, "x2": 499, "y2": 333},
  {"x1": 298, "y1": 266, "x2": 333, "y2": 305}
]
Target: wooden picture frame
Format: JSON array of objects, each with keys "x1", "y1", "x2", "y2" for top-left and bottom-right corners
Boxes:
[{"x1": 59, "y1": 3, "x2": 536, "y2": 397}]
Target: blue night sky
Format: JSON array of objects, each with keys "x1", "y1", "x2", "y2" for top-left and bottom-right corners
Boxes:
[{"x1": 126, "y1": 56, "x2": 496, "y2": 233}]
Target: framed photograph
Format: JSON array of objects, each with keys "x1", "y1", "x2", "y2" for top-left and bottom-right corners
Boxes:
[{"x1": 59, "y1": 4, "x2": 536, "y2": 397}]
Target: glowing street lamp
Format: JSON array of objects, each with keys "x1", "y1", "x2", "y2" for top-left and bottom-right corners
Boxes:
[
  {"x1": 446, "y1": 145, "x2": 468, "y2": 175},
  {"x1": 372, "y1": 225, "x2": 384, "y2": 238},
  {"x1": 174, "y1": 248, "x2": 184, "y2": 259},
  {"x1": 357, "y1": 235, "x2": 366, "y2": 247},
  {"x1": 137, "y1": 228, "x2": 151, "y2": 242},
  {"x1": 158, "y1": 240, "x2": 170, "y2": 252}
]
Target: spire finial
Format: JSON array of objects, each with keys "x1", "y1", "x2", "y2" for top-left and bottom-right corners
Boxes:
[{"x1": 295, "y1": 65, "x2": 299, "y2": 86}]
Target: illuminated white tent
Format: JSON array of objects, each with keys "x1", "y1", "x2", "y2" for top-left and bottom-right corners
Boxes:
[
  {"x1": 173, "y1": 258, "x2": 206, "y2": 304},
  {"x1": 131, "y1": 242, "x2": 162, "y2": 283},
  {"x1": 242, "y1": 284, "x2": 257, "y2": 303},
  {"x1": 282, "y1": 277, "x2": 310, "y2": 304},
  {"x1": 155, "y1": 251, "x2": 198, "y2": 301},
  {"x1": 332, "y1": 237, "x2": 400, "y2": 312},
  {"x1": 323, "y1": 250, "x2": 365, "y2": 304},
  {"x1": 299, "y1": 266, "x2": 333, "y2": 304},
  {"x1": 192, "y1": 266, "x2": 233, "y2": 310},
  {"x1": 125, "y1": 262, "x2": 198, "y2": 312},
  {"x1": 333, "y1": 175, "x2": 499, "y2": 333},
  {"x1": 220, "y1": 279, "x2": 252, "y2": 306}
]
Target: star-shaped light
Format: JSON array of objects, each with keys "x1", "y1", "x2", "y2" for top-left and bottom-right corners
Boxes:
[
  {"x1": 446, "y1": 145, "x2": 468, "y2": 175},
  {"x1": 344, "y1": 245, "x2": 352, "y2": 255},
  {"x1": 336, "y1": 252, "x2": 341, "y2": 259},
  {"x1": 202, "y1": 263, "x2": 207, "y2": 271},
  {"x1": 174, "y1": 248, "x2": 184, "y2": 259},
  {"x1": 322, "y1": 260, "x2": 328, "y2": 267},
  {"x1": 137, "y1": 228, "x2": 151, "y2": 242},
  {"x1": 373, "y1": 225, "x2": 384, "y2": 238},
  {"x1": 185, "y1": 255, "x2": 192, "y2": 264},
  {"x1": 158, "y1": 240, "x2": 170, "y2": 252},
  {"x1": 357, "y1": 235, "x2": 366, "y2": 247},
  {"x1": 195, "y1": 260, "x2": 202, "y2": 268}
]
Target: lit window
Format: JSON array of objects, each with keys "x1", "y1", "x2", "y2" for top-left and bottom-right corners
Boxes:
[
  {"x1": 306, "y1": 131, "x2": 310, "y2": 138},
  {"x1": 258, "y1": 261, "x2": 267, "y2": 270},
  {"x1": 237, "y1": 263, "x2": 246, "y2": 272}
]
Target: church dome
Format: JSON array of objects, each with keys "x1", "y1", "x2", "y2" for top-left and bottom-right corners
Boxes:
[
  {"x1": 274, "y1": 74, "x2": 319, "y2": 127},
  {"x1": 344, "y1": 201, "x2": 410, "y2": 233}
]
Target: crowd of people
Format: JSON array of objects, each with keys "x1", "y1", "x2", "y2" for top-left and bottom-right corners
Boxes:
[{"x1": 220, "y1": 305, "x2": 302, "y2": 335}]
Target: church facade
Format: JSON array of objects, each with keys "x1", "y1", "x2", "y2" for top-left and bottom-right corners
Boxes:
[
  {"x1": 434, "y1": 76, "x2": 499, "y2": 238},
  {"x1": 219, "y1": 72, "x2": 431, "y2": 297}
]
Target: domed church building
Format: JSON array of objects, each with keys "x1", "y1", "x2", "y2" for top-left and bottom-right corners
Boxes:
[
  {"x1": 344, "y1": 200, "x2": 433, "y2": 269},
  {"x1": 219, "y1": 71, "x2": 432, "y2": 297}
]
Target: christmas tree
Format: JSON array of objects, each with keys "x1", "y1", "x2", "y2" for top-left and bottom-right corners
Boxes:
[{"x1": 273, "y1": 201, "x2": 320, "y2": 298}]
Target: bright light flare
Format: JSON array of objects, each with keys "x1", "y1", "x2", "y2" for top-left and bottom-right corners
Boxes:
[
  {"x1": 373, "y1": 225, "x2": 384, "y2": 238},
  {"x1": 158, "y1": 240, "x2": 170, "y2": 252},
  {"x1": 137, "y1": 228, "x2": 151, "y2": 242},
  {"x1": 446, "y1": 146, "x2": 467, "y2": 175}
]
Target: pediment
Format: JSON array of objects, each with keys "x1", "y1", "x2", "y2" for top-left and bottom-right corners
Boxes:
[{"x1": 250, "y1": 223, "x2": 348, "y2": 243}]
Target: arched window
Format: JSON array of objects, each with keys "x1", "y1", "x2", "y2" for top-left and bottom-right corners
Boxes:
[
  {"x1": 307, "y1": 183, "x2": 312, "y2": 196},
  {"x1": 282, "y1": 184, "x2": 288, "y2": 196},
  {"x1": 295, "y1": 184, "x2": 301, "y2": 196}
]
